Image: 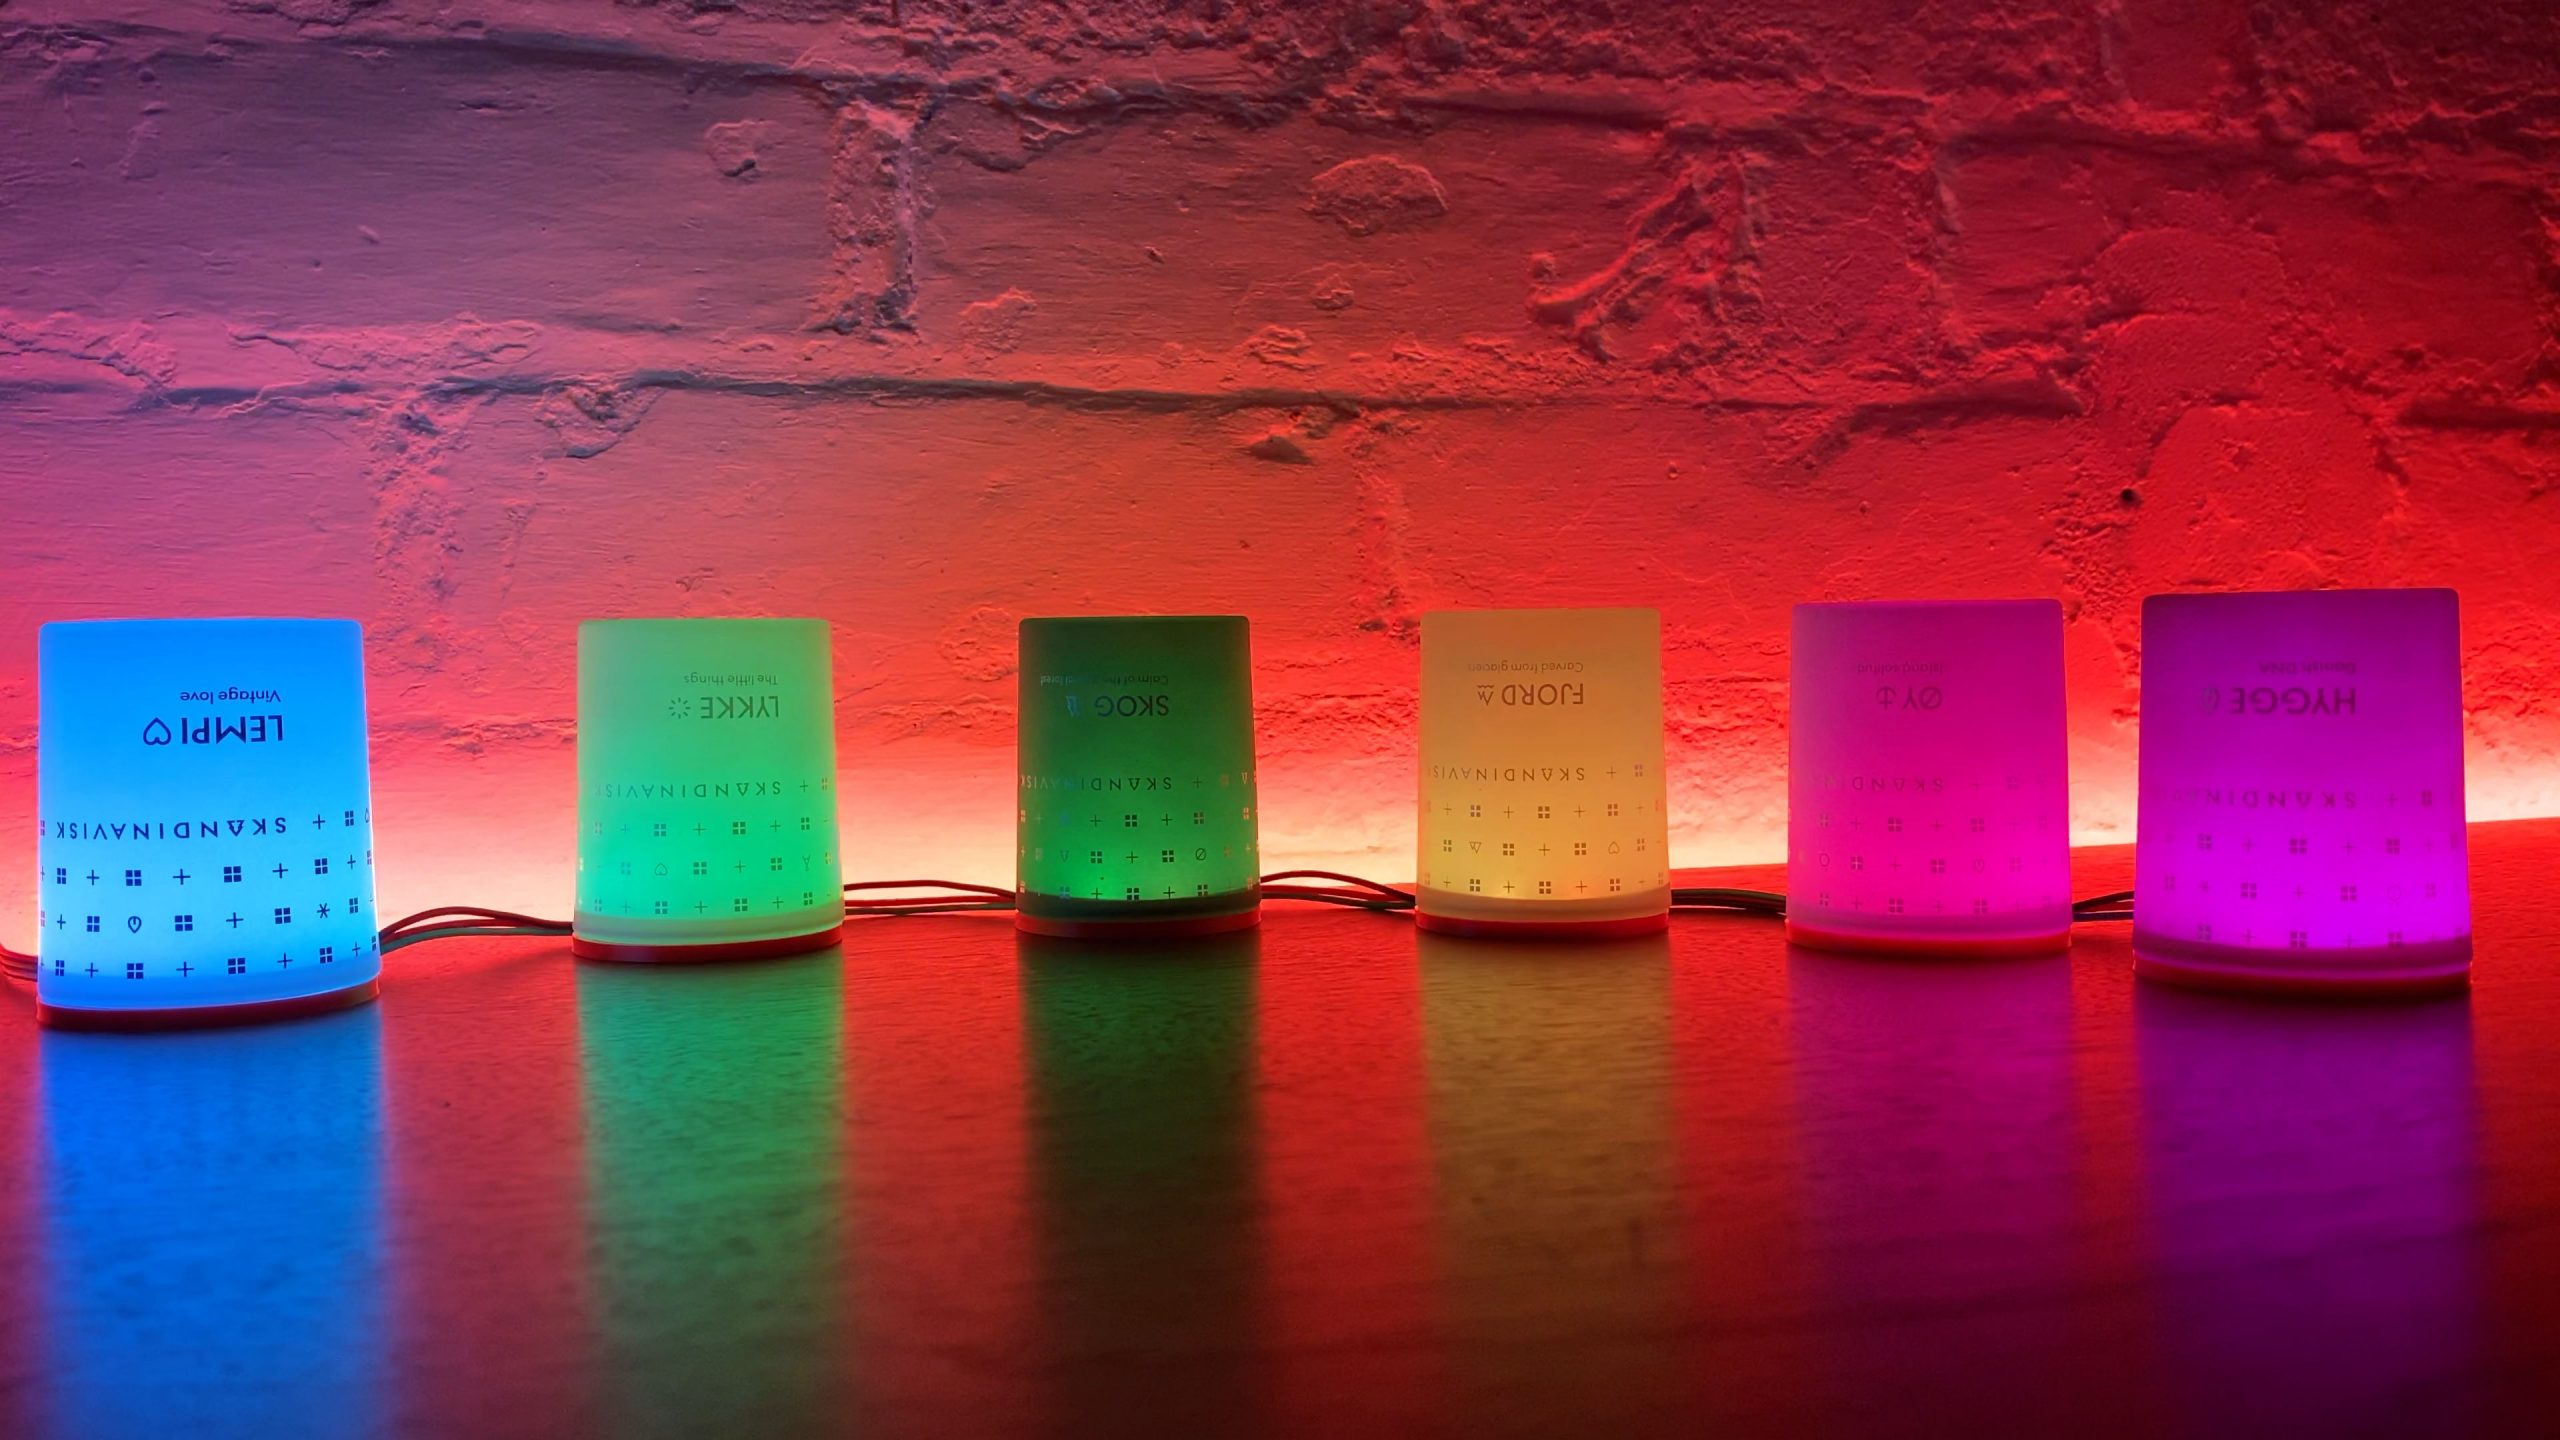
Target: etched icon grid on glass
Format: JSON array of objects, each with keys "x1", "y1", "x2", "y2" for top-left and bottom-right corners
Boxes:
[
  {"x1": 2133, "y1": 588, "x2": 2470, "y2": 983},
  {"x1": 574, "y1": 619, "x2": 843, "y2": 951},
  {"x1": 1417, "y1": 607, "x2": 1670, "y2": 926},
  {"x1": 1785, "y1": 599, "x2": 2072, "y2": 952},
  {"x1": 35, "y1": 618, "x2": 381, "y2": 1014},
  {"x1": 1016, "y1": 616, "x2": 1258, "y2": 922}
]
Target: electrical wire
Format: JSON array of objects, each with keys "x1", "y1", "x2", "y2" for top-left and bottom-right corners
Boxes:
[
  {"x1": 1258, "y1": 869, "x2": 1416, "y2": 912},
  {"x1": 381, "y1": 904, "x2": 574, "y2": 937},
  {"x1": 842, "y1": 879, "x2": 1017, "y2": 919},
  {"x1": 1671, "y1": 887, "x2": 1790, "y2": 916},
  {"x1": 1259, "y1": 887, "x2": 1407, "y2": 910},
  {"x1": 376, "y1": 904, "x2": 573, "y2": 955},
  {"x1": 379, "y1": 925, "x2": 574, "y2": 953},
  {"x1": 845, "y1": 901, "x2": 1016, "y2": 917},
  {"x1": 845, "y1": 879, "x2": 1015, "y2": 903},
  {"x1": 2072, "y1": 890, "x2": 2135, "y2": 923}
]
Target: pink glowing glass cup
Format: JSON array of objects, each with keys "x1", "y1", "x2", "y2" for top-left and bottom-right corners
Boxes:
[
  {"x1": 1786, "y1": 600, "x2": 2073, "y2": 956},
  {"x1": 2132, "y1": 588, "x2": 2471, "y2": 995}
]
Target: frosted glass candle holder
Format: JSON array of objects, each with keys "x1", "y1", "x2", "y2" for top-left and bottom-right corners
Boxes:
[
  {"x1": 1786, "y1": 600, "x2": 2073, "y2": 956},
  {"x1": 1015, "y1": 616, "x2": 1260, "y2": 939},
  {"x1": 2133, "y1": 588, "x2": 2471, "y2": 995},
  {"x1": 573, "y1": 619, "x2": 844, "y2": 962},
  {"x1": 1417, "y1": 607, "x2": 1670, "y2": 938},
  {"x1": 36, "y1": 618, "x2": 383, "y2": 1030}
]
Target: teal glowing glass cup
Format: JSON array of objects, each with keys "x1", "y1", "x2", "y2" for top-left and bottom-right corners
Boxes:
[
  {"x1": 1015, "y1": 616, "x2": 1261, "y2": 939},
  {"x1": 573, "y1": 619, "x2": 844, "y2": 962},
  {"x1": 35, "y1": 618, "x2": 383, "y2": 1030}
]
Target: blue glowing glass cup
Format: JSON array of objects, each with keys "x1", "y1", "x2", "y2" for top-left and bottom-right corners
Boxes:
[{"x1": 36, "y1": 619, "x2": 383, "y2": 1029}]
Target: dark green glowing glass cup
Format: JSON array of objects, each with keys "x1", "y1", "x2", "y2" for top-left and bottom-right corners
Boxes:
[{"x1": 1016, "y1": 616, "x2": 1260, "y2": 939}]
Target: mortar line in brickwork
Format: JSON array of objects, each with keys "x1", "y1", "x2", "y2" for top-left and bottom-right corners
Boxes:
[
  {"x1": 26, "y1": 15, "x2": 2552, "y2": 190},
  {"x1": 145, "y1": 373, "x2": 1533, "y2": 419},
  {"x1": 18, "y1": 17, "x2": 1326, "y2": 118},
  {"x1": 129, "y1": 373, "x2": 1881, "y2": 426}
]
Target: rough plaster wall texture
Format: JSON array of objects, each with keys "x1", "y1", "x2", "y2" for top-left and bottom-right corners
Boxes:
[{"x1": 0, "y1": 0, "x2": 2554, "y2": 925}]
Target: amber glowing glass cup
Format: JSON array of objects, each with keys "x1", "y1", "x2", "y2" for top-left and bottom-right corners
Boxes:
[{"x1": 1416, "y1": 607, "x2": 1670, "y2": 938}]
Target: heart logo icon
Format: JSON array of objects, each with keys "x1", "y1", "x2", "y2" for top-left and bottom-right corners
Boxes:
[
  {"x1": 125, "y1": 915, "x2": 143, "y2": 933},
  {"x1": 652, "y1": 863, "x2": 669, "y2": 877}
]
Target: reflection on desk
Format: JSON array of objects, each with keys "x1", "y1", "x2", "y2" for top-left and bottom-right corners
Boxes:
[
  {"x1": 43, "y1": 1012, "x2": 385, "y2": 1440},
  {"x1": 2, "y1": 820, "x2": 2557, "y2": 1439}
]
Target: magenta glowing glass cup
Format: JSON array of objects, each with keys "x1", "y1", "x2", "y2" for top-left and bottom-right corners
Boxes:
[
  {"x1": 1785, "y1": 600, "x2": 2073, "y2": 956},
  {"x1": 2132, "y1": 588, "x2": 2470, "y2": 996}
]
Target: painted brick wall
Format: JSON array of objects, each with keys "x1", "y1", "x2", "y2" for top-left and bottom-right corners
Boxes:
[{"x1": 1, "y1": 0, "x2": 2554, "y2": 921}]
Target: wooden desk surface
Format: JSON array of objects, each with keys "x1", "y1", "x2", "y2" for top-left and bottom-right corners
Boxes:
[{"x1": 2, "y1": 822, "x2": 2556, "y2": 1439}]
